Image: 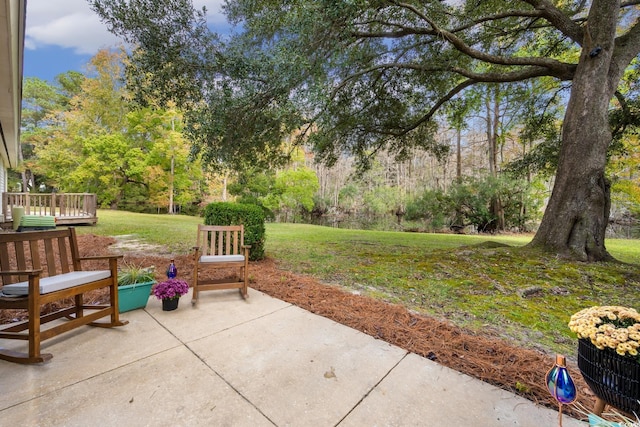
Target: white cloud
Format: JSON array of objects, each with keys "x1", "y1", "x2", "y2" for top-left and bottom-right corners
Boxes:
[
  {"x1": 25, "y1": 0, "x2": 228, "y2": 55},
  {"x1": 25, "y1": 0, "x2": 120, "y2": 54}
]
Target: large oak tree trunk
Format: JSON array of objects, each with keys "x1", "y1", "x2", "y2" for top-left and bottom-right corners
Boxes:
[{"x1": 530, "y1": 2, "x2": 621, "y2": 261}]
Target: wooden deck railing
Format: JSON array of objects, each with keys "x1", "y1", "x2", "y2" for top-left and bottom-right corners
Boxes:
[{"x1": 2, "y1": 193, "x2": 97, "y2": 225}]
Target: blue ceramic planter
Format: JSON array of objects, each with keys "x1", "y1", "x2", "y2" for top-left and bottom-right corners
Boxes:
[{"x1": 118, "y1": 281, "x2": 155, "y2": 313}]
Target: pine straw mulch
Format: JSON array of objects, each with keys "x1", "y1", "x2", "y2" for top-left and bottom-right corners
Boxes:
[{"x1": 1, "y1": 234, "x2": 597, "y2": 421}]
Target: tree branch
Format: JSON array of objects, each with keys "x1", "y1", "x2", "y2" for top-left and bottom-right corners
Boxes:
[
  {"x1": 449, "y1": 65, "x2": 570, "y2": 82},
  {"x1": 518, "y1": 0, "x2": 584, "y2": 45},
  {"x1": 331, "y1": 61, "x2": 572, "y2": 103},
  {"x1": 612, "y1": 20, "x2": 640, "y2": 75},
  {"x1": 384, "y1": 1, "x2": 575, "y2": 75},
  {"x1": 450, "y1": 10, "x2": 544, "y2": 33},
  {"x1": 398, "y1": 79, "x2": 477, "y2": 136},
  {"x1": 611, "y1": 91, "x2": 629, "y2": 138}
]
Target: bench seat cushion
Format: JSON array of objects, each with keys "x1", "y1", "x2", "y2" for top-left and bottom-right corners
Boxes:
[
  {"x1": 2, "y1": 270, "x2": 112, "y2": 296},
  {"x1": 200, "y1": 255, "x2": 245, "y2": 263}
]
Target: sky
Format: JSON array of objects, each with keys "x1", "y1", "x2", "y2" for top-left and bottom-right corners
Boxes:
[{"x1": 24, "y1": 0, "x2": 231, "y2": 82}]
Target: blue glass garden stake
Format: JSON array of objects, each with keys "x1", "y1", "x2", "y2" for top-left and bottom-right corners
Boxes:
[
  {"x1": 546, "y1": 354, "x2": 577, "y2": 427},
  {"x1": 167, "y1": 259, "x2": 177, "y2": 279}
]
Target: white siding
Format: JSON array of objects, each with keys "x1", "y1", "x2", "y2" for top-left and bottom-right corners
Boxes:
[{"x1": 0, "y1": 164, "x2": 5, "y2": 219}]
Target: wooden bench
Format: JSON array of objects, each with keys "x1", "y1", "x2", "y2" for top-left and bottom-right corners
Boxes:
[
  {"x1": 0, "y1": 227, "x2": 128, "y2": 364},
  {"x1": 192, "y1": 225, "x2": 250, "y2": 304}
]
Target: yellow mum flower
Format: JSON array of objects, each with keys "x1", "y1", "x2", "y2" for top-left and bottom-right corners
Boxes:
[{"x1": 570, "y1": 306, "x2": 640, "y2": 362}]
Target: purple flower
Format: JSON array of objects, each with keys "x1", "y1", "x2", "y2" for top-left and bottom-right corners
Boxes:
[{"x1": 152, "y1": 279, "x2": 189, "y2": 300}]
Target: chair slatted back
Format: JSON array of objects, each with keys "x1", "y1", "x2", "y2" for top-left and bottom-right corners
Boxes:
[
  {"x1": 196, "y1": 225, "x2": 244, "y2": 257},
  {"x1": 0, "y1": 228, "x2": 77, "y2": 286}
]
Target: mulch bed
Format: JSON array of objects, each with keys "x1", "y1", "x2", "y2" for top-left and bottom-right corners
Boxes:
[{"x1": 1, "y1": 234, "x2": 597, "y2": 420}]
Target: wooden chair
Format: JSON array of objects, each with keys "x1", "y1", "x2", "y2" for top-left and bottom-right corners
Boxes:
[
  {"x1": 0, "y1": 227, "x2": 128, "y2": 364},
  {"x1": 191, "y1": 225, "x2": 251, "y2": 304}
]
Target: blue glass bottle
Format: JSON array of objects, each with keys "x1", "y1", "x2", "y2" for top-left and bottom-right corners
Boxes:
[
  {"x1": 167, "y1": 259, "x2": 177, "y2": 279},
  {"x1": 546, "y1": 354, "x2": 577, "y2": 404}
]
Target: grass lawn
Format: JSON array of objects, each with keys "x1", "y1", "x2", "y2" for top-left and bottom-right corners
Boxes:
[{"x1": 79, "y1": 209, "x2": 640, "y2": 356}]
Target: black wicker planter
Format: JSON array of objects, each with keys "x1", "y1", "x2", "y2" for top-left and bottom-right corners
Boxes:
[{"x1": 577, "y1": 339, "x2": 640, "y2": 415}]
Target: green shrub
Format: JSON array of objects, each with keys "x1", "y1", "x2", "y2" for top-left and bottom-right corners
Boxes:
[
  {"x1": 203, "y1": 202, "x2": 266, "y2": 260},
  {"x1": 405, "y1": 188, "x2": 455, "y2": 231},
  {"x1": 405, "y1": 175, "x2": 544, "y2": 233}
]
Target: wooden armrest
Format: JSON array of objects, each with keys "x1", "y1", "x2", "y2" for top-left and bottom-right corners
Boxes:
[
  {"x1": 0, "y1": 269, "x2": 43, "y2": 276},
  {"x1": 77, "y1": 255, "x2": 124, "y2": 261},
  {"x1": 242, "y1": 245, "x2": 252, "y2": 249}
]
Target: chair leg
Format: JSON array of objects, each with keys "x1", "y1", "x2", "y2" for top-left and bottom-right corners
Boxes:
[
  {"x1": 191, "y1": 259, "x2": 199, "y2": 305},
  {"x1": 0, "y1": 348, "x2": 52, "y2": 364},
  {"x1": 0, "y1": 306, "x2": 54, "y2": 364},
  {"x1": 28, "y1": 296, "x2": 42, "y2": 361},
  {"x1": 241, "y1": 267, "x2": 248, "y2": 299},
  {"x1": 107, "y1": 280, "x2": 128, "y2": 327},
  {"x1": 191, "y1": 284, "x2": 198, "y2": 305},
  {"x1": 593, "y1": 397, "x2": 606, "y2": 416},
  {"x1": 0, "y1": 311, "x2": 52, "y2": 364}
]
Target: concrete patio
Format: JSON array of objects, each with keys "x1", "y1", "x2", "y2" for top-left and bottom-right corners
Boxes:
[{"x1": 0, "y1": 288, "x2": 586, "y2": 426}]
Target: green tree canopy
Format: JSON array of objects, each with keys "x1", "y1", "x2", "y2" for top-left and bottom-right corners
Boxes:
[
  {"x1": 91, "y1": 0, "x2": 640, "y2": 260},
  {"x1": 31, "y1": 49, "x2": 204, "y2": 211}
]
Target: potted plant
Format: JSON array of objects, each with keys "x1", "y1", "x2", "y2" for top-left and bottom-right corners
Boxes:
[
  {"x1": 569, "y1": 305, "x2": 640, "y2": 416},
  {"x1": 117, "y1": 263, "x2": 156, "y2": 313},
  {"x1": 152, "y1": 278, "x2": 189, "y2": 311}
]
